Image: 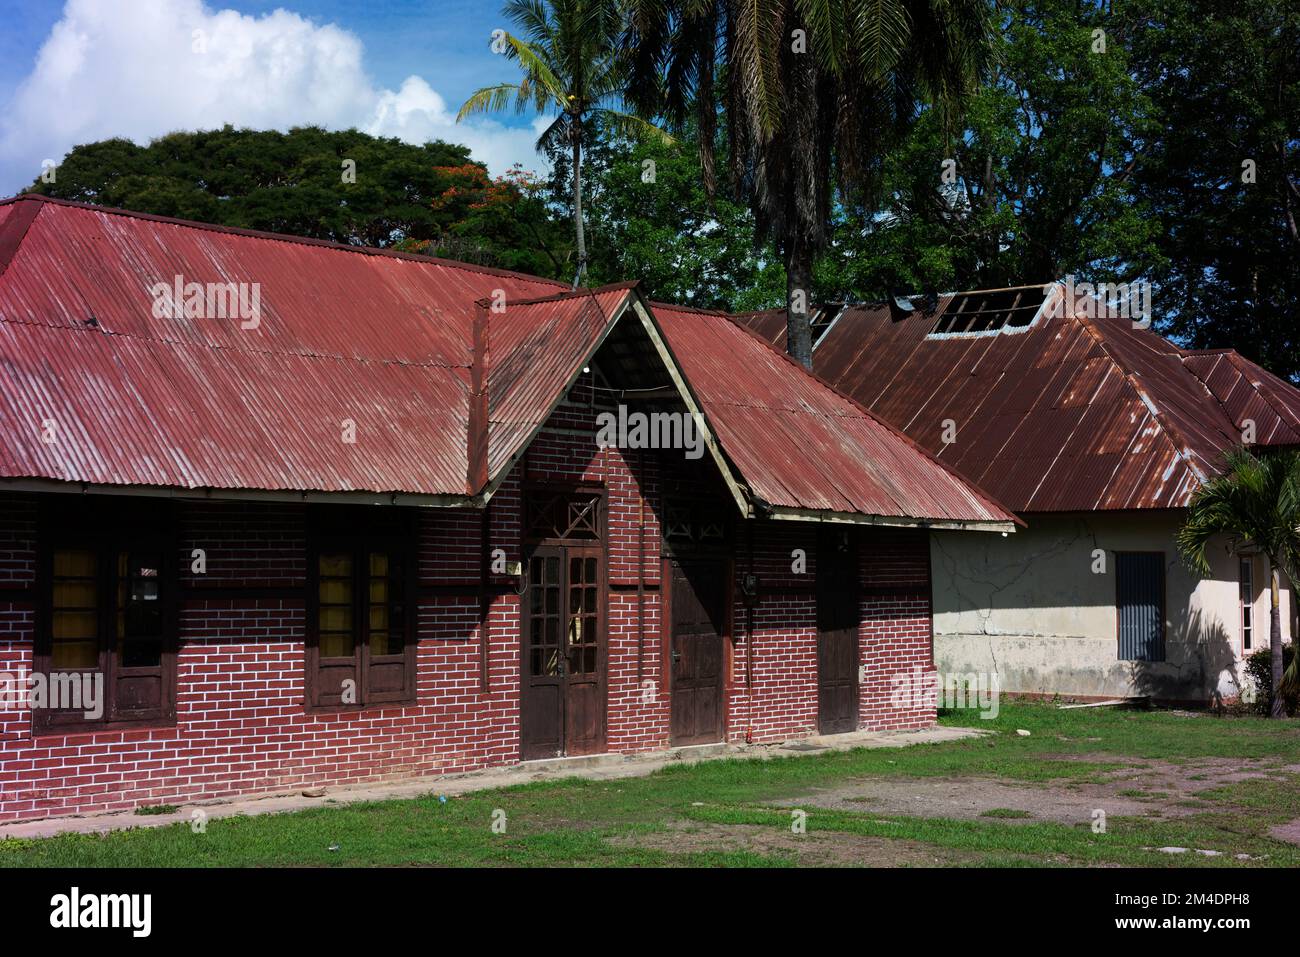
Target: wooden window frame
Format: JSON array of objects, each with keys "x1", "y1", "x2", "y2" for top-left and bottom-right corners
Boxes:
[
  {"x1": 1239, "y1": 557, "x2": 1254, "y2": 653},
  {"x1": 305, "y1": 525, "x2": 417, "y2": 713},
  {"x1": 34, "y1": 506, "x2": 178, "y2": 734}
]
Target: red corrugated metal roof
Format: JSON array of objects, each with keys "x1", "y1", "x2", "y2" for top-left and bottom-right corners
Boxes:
[
  {"x1": 0, "y1": 194, "x2": 1014, "y2": 527},
  {"x1": 0, "y1": 195, "x2": 564, "y2": 499},
  {"x1": 1182, "y1": 349, "x2": 1300, "y2": 446},
  {"x1": 797, "y1": 285, "x2": 1299, "y2": 512},
  {"x1": 486, "y1": 285, "x2": 635, "y2": 479},
  {"x1": 653, "y1": 303, "x2": 1016, "y2": 526}
]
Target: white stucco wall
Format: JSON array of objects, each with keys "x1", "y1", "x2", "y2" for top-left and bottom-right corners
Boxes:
[{"x1": 931, "y1": 511, "x2": 1293, "y2": 702}]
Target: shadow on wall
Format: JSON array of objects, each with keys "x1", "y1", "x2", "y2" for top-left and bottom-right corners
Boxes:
[{"x1": 1127, "y1": 605, "x2": 1238, "y2": 706}]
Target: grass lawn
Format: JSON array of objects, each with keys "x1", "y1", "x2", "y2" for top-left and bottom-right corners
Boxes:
[{"x1": 1, "y1": 702, "x2": 1298, "y2": 867}]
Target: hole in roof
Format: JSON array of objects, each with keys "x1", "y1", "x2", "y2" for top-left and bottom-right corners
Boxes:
[{"x1": 928, "y1": 287, "x2": 1049, "y2": 337}]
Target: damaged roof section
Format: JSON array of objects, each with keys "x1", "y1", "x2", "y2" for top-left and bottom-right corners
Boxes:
[
  {"x1": 781, "y1": 282, "x2": 1300, "y2": 513},
  {"x1": 0, "y1": 194, "x2": 1015, "y2": 530}
]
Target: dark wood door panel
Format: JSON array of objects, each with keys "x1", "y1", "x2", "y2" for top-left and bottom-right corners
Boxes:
[
  {"x1": 817, "y1": 529, "x2": 860, "y2": 734},
  {"x1": 670, "y1": 559, "x2": 727, "y2": 746}
]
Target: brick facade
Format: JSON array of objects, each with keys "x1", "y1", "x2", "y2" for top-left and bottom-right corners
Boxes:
[{"x1": 0, "y1": 396, "x2": 936, "y2": 823}]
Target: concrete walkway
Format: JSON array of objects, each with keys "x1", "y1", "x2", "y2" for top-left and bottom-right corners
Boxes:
[{"x1": 0, "y1": 725, "x2": 988, "y2": 839}]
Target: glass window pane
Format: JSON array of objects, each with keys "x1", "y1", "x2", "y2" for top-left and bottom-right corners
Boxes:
[
  {"x1": 319, "y1": 579, "x2": 351, "y2": 604},
  {"x1": 369, "y1": 552, "x2": 388, "y2": 576},
  {"x1": 320, "y1": 606, "x2": 352, "y2": 633},
  {"x1": 52, "y1": 640, "x2": 99, "y2": 669},
  {"x1": 53, "y1": 581, "x2": 97, "y2": 608},
  {"x1": 320, "y1": 632, "x2": 354, "y2": 657},
  {"x1": 54, "y1": 550, "x2": 96, "y2": 578},
  {"x1": 53, "y1": 610, "x2": 97, "y2": 640},
  {"x1": 319, "y1": 553, "x2": 352, "y2": 577}
]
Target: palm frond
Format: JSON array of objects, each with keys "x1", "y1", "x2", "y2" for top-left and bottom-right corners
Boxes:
[{"x1": 456, "y1": 83, "x2": 529, "y2": 121}]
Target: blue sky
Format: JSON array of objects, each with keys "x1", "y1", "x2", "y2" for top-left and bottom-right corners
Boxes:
[{"x1": 0, "y1": 0, "x2": 549, "y2": 196}]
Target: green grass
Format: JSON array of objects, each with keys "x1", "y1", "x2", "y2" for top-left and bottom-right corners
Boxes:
[
  {"x1": 980, "y1": 808, "x2": 1032, "y2": 819},
  {"x1": 1, "y1": 702, "x2": 1296, "y2": 868}
]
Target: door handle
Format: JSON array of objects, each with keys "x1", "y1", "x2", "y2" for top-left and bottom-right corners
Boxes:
[{"x1": 671, "y1": 650, "x2": 681, "y2": 663}]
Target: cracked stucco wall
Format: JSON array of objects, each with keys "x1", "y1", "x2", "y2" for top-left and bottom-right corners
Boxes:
[{"x1": 931, "y1": 511, "x2": 1293, "y2": 702}]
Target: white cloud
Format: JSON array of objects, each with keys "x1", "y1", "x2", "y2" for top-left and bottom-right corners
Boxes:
[{"x1": 0, "y1": 0, "x2": 549, "y2": 197}]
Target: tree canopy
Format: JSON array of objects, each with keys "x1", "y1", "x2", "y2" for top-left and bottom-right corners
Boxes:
[{"x1": 25, "y1": 125, "x2": 570, "y2": 278}]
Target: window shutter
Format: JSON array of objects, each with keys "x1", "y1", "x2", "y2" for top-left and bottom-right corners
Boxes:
[{"x1": 1117, "y1": 552, "x2": 1165, "y2": 662}]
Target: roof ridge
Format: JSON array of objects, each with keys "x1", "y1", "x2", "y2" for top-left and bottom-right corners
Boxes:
[
  {"x1": 479, "y1": 280, "x2": 639, "y2": 309},
  {"x1": 0, "y1": 192, "x2": 572, "y2": 289}
]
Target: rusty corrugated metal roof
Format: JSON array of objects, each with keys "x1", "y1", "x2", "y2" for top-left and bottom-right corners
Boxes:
[
  {"x1": 486, "y1": 285, "x2": 635, "y2": 479},
  {"x1": 1181, "y1": 349, "x2": 1300, "y2": 446},
  {"x1": 801, "y1": 284, "x2": 1298, "y2": 512},
  {"x1": 653, "y1": 303, "x2": 1017, "y2": 527},
  {"x1": 0, "y1": 195, "x2": 1015, "y2": 527},
  {"x1": 0, "y1": 195, "x2": 564, "y2": 499}
]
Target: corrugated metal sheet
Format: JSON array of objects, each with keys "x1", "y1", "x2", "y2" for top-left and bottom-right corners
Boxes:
[
  {"x1": 0, "y1": 195, "x2": 566, "y2": 497},
  {"x1": 1182, "y1": 350, "x2": 1300, "y2": 446},
  {"x1": 652, "y1": 303, "x2": 1016, "y2": 526},
  {"x1": 487, "y1": 285, "x2": 634, "y2": 478},
  {"x1": 801, "y1": 286, "x2": 1295, "y2": 512},
  {"x1": 0, "y1": 196, "x2": 1013, "y2": 527}
]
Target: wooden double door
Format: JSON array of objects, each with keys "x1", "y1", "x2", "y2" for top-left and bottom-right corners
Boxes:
[
  {"x1": 668, "y1": 557, "x2": 729, "y2": 746},
  {"x1": 520, "y1": 544, "x2": 605, "y2": 760}
]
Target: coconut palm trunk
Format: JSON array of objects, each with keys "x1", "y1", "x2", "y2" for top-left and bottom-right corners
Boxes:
[
  {"x1": 571, "y1": 117, "x2": 586, "y2": 288},
  {"x1": 786, "y1": 242, "x2": 814, "y2": 368}
]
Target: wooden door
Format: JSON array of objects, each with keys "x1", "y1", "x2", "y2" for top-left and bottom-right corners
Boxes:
[
  {"x1": 669, "y1": 559, "x2": 727, "y2": 746},
  {"x1": 520, "y1": 545, "x2": 605, "y2": 759},
  {"x1": 817, "y1": 529, "x2": 860, "y2": 734}
]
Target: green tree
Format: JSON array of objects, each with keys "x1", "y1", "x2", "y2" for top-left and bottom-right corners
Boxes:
[
  {"x1": 1177, "y1": 447, "x2": 1300, "y2": 718},
  {"x1": 25, "y1": 126, "x2": 566, "y2": 275},
  {"x1": 458, "y1": 0, "x2": 670, "y2": 287},
  {"x1": 819, "y1": 0, "x2": 1160, "y2": 299},
  {"x1": 1123, "y1": 0, "x2": 1300, "y2": 380},
  {"x1": 624, "y1": 0, "x2": 995, "y2": 367},
  {"x1": 554, "y1": 132, "x2": 784, "y2": 308}
]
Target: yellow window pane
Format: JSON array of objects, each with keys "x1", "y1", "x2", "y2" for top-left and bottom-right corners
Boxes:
[
  {"x1": 319, "y1": 632, "x2": 354, "y2": 658},
  {"x1": 53, "y1": 581, "x2": 97, "y2": 609},
  {"x1": 369, "y1": 605, "x2": 389, "y2": 631},
  {"x1": 319, "y1": 553, "x2": 352, "y2": 577},
  {"x1": 319, "y1": 606, "x2": 352, "y2": 633},
  {"x1": 54, "y1": 550, "x2": 96, "y2": 578},
  {"x1": 369, "y1": 579, "x2": 388, "y2": 603},
  {"x1": 369, "y1": 632, "x2": 390, "y2": 655},
  {"x1": 319, "y1": 579, "x2": 351, "y2": 604},
  {"x1": 369, "y1": 552, "x2": 388, "y2": 576},
  {"x1": 53, "y1": 610, "x2": 97, "y2": 641},
  {"x1": 52, "y1": 639, "x2": 99, "y2": 669}
]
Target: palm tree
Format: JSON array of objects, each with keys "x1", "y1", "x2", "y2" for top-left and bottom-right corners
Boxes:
[
  {"x1": 458, "y1": 0, "x2": 671, "y2": 287},
  {"x1": 1177, "y1": 447, "x2": 1300, "y2": 717},
  {"x1": 623, "y1": 0, "x2": 994, "y2": 367}
]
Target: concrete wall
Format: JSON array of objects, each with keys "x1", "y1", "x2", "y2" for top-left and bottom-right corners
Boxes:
[{"x1": 930, "y1": 511, "x2": 1292, "y2": 703}]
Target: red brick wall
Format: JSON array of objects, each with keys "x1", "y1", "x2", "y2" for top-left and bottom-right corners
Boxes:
[{"x1": 0, "y1": 399, "x2": 935, "y2": 822}]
